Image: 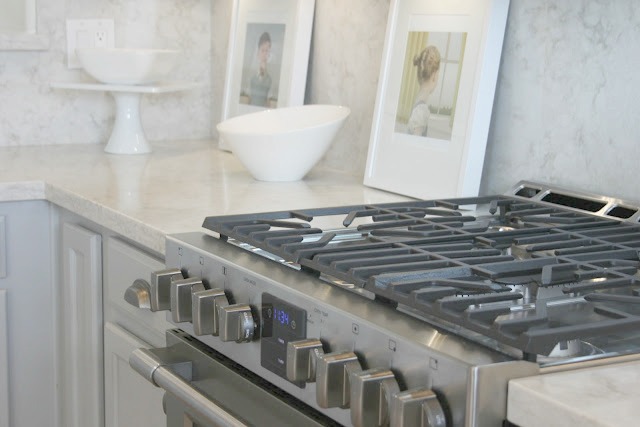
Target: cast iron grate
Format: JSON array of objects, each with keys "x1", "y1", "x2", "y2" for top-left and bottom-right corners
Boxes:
[{"x1": 203, "y1": 193, "x2": 640, "y2": 357}]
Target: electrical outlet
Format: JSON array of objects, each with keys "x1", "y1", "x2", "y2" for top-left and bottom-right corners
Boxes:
[
  {"x1": 95, "y1": 30, "x2": 109, "y2": 47},
  {"x1": 66, "y1": 19, "x2": 115, "y2": 69}
]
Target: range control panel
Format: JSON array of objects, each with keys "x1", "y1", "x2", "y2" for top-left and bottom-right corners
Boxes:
[{"x1": 260, "y1": 292, "x2": 307, "y2": 387}]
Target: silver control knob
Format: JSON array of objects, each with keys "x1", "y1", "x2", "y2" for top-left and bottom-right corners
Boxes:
[
  {"x1": 192, "y1": 288, "x2": 229, "y2": 336},
  {"x1": 350, "y1": 368, "x2": 400, "y2": 427},
  {"x1": 390, "y1": 388, "x2": 447, "y2": 427},
  {"x1": 124, "y1": 279, "x2": 152, "y2": 309},
  {"x1": 124, "y1": 268, "x2": 183, "y2": 311},
  {"x1": 286, "y1": 339, "x2": 324, "y2": 382},
  {"x1": 170, "y1": 277, "x2": 205, "y2": 323},
  {"x1": 218, "y1": 304, "x2": 256, "y2": 342},
  {"x1": 316, "y1": 351, "x2": 362, "y2": 409}
]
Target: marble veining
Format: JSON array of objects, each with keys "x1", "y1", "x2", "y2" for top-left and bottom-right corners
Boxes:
[
  {"x1": 508, "y1": 361, "x2": 640, "y2": 427},
  {"x1": 0, "y1": 0, "x2": 211, "y2": 146},
  {"x1": 3, "y1": 1, "x2": 640, "y2": 207},
  {"x1": 0, "y1": 140, "x2": 409, "y2": 254},
  {"x1": 482, "y1": 1, "x2": 640, "y2": 202}
]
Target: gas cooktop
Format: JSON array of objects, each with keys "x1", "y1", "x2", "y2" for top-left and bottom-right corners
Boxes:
[{"x1": 202, "y1": 181, "x2": 640, "y2": 363}]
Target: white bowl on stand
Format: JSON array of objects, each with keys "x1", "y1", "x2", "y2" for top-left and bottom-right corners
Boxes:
[{"x1": 76, "y1": 48, "x2": 180, "y2": 85}]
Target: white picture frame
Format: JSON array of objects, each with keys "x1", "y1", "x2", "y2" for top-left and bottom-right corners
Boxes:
[
  {"x1": 364, "y1": 0, "x2": 510, "y2": 199},
  {"x1": 218, "y1": 0, "x2": 315, "y2": 150}
]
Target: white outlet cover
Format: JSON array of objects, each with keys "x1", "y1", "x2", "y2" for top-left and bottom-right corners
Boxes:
[{"x1": 66, "y1": 19, "x2": 115, "y2": 69}]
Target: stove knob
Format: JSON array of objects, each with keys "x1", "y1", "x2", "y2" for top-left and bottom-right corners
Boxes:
[
  {"x1": 124, "y1": 268, "x2": 183, "y2": 311},
  {"x1": 192, "y1": 288, "x2": 229, "y2": 336},
  {"x1": 390, "y1": 388, "x2": 447, "y2": 427},
  {"x1": 124, "y1": 279, "x2": 152, "y2": 309},
  {"x1": 218, "y1": 304, "x2": 256, "y2": 343},
  {"x1": 286, "y1": 339, "x2": 324, "y2": 382},
  {"x1": 170, "y1": 277, "x2": 205, "y2": 323},
  {"x1": 350, "y1": 368, "x2": 400, "y2": 427},
  {"x1": 315, "y1": 351, "x2": 362, "y2": 409},
  {"x1": 150, "y1": 268, "x2": 184, "y2": 311}
]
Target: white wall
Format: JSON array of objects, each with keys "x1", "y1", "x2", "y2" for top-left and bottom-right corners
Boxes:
[
  {"x1": 212, "y1": 1, "x2": 640, "y2": 202},
  {"x1": 481, "y1": 1, "x2": 640, "y2": 200},
  {"x1": 0, "y1": 0, "x2": 211, "y2": 146},
  {"x1": 2, "y1": 1, "x2": 640, "y2": 204}
]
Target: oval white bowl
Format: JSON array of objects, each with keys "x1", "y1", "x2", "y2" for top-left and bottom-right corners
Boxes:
[
  {"x1": 76, "y1": 48, "x2": 179, "y2": 85},
  {"x1": 217, "y1": 105, "x2": 351, "y2": 182}
]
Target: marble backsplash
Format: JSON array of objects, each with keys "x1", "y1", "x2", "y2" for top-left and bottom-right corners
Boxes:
[
  {"x1": 0, "y1": 0, "x2": 211, "y2": 145},
  {"x1": 2, "y1": 1, "x2": 640, "y2": 203}
]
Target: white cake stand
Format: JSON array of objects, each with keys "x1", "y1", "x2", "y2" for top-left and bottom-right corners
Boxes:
[{"x1": 51, "y1": 82, "x2": 199, "y2": 154}]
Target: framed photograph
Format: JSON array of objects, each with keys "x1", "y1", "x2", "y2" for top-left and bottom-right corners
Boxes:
[
  {"x1": 364, "y1": 0, "x2": 510, "y2": 199},
  {"x1": 219, "y1": 0, "x2": 315, "y2": 150}
]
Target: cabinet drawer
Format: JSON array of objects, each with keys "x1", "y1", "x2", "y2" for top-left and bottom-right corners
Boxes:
[
  {"x1": 105, "y1": 237, "x2": 170, "y2": 347},
  {"x1": 104, "y1": 322, "x2": 166, "y2": 427}
]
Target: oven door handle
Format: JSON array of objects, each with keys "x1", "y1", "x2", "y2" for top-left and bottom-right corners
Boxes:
[{"x1": 129, "y1": 347, "x2": 247, "y2": 427}]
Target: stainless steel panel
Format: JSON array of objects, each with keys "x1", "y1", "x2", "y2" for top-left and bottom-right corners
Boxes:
[
  {"x1": 465, "y1": 361, "x2": 539, "y2": 427},
  {"x1": 158, "y1": 329, "x2": 338, "y2": 427}
]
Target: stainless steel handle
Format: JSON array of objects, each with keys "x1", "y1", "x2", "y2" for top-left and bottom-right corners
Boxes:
[{"x1": 130, "y1": 347, "x2": 247, "y2": 427}]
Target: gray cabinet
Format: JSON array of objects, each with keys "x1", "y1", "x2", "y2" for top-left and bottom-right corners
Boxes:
[
  {"x1": 104, "y1": 322, "x2": 166, "y2": 427},
  {"x1": 59, "y1": 221, "x2": 103, "y2": 427},
  {"x1": 0, "y1": 201, "x2": 169, "y2": 426},
  {"x1": 0, "y1": 201, "x2": 56, "y2": 427},
  {"x1": 103, "y1": 237, "x2": 169, "y2": 426}
]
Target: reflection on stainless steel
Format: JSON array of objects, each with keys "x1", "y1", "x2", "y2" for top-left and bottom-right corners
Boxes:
[
  {"x1": 138, "y1": 181, "x2": 640, "y2": 427},
  {"x1": 547, "y1": 340, "x2": 601, "y2": 358}
]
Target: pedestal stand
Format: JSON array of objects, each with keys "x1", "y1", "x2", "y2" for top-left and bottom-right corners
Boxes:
[{"x1": 51, "y1": 82, "x2": 199, "y2": 154}]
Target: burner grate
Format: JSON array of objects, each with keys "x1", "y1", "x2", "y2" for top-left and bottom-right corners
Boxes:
[{"x1": 203, "y1": 189, "x2": 640, "y2": 358}]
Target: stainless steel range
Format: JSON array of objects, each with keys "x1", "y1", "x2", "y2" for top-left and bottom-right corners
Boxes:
[{"x1": 127, "y1": 181, "x2": 640, "y2": 426}]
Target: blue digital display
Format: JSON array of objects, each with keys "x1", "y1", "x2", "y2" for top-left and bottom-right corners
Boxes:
[
  {"x1": 261, "y1": 293, "x2": 307, "y2": 387},
  {"x1": 273, "y1": 307, "x2": 290, "y2": 326}
]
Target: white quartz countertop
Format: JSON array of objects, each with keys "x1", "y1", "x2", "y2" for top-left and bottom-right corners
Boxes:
[
  {"x1": 0, "y1": 140, "x2": 409, "y2": 255},
  {"x1": 508, "y1": 360, "x2": 640, "y2": 427}
]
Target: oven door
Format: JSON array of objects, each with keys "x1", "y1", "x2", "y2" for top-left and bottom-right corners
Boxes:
[{"x1": 130, "y1": 329, "x2": 337, "y2": 427}]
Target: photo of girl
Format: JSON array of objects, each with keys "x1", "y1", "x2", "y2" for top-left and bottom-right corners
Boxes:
[
  {"x1": 407, "y1": 45, "x2": 441, "y2": 136},
  {"x1": 395, "y1": 31, "x2": 467, "y2": 141}
]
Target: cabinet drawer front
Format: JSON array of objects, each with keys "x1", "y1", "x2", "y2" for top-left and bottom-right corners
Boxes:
[
  {"x1": 104, "y1": 322, "x2": 166, "y2": 427},
  {"x1": 105, "y1": 237, "x2": 170, "y2": 346}
]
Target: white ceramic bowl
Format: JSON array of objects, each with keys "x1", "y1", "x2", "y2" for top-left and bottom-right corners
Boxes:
[
  {"x1": 76, "y1": 48, "x2": 179, "y2": 85},
  {"x1": 217, "y1": 105, "x2": 351, "y2": 182}
]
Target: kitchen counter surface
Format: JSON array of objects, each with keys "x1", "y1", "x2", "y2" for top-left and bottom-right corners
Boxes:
[
  {"x1": 508, "y1": 359, "x2": 640, "y2": 427},
  {"x1": 0, "y1": 140, "x2": 408, "y2": 255}
]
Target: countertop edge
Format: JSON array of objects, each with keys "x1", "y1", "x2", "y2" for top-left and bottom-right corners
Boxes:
[{"x1": 1, "y1": 180, "x2": 167, "y2": 255}]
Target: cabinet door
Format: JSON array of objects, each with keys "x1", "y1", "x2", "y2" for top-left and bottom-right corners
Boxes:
[
  {"x1": 60, "y1": 222, "x2": 103, "y2": 427},
  {"x1": 0, "y1": 201, "x2": 56, "y2": 427},
  {"x1": 0, "y1": 290, "x2": 7, "y2": 427},
  {"x1": 104, "y1": 322, "x2": 166, "y2": 427}
]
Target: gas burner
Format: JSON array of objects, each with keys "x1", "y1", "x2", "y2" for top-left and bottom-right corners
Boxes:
[{"x1": 202, "y1": 181, "x2": 640, "y2": 361}]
